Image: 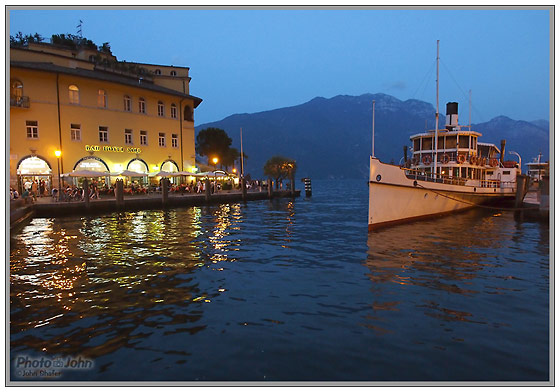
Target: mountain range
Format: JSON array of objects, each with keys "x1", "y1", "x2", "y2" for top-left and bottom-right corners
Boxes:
[{"x1": 195, "y1": 93, "x2": 550, "y2": 180}]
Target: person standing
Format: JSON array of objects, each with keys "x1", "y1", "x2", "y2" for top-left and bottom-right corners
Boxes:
[{"x1": 30, "y1": 180, "x2": 38, "y2": 201}]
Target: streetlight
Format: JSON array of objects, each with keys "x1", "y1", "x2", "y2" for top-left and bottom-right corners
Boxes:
[
  {"x1": 54, "y1": 150, "x2": 62, "y2": 201},
  {"x1": 212, "y1": 157, "x2": 219, "y2": 169}
]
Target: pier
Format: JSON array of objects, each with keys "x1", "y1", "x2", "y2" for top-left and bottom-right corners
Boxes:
[
  {"x1": 10, "y1": 188, "x2": 300, "y2": 233},
  {"x1": 518, "y1": 175, "x2": 549, "y2": 221}
]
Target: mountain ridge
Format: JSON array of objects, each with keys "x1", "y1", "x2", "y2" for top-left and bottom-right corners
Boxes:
[{"x1": 196, "y1": 93, "x2": 549, "y2": 179}]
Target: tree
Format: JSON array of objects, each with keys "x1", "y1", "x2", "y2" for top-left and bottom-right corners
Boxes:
[
  {"x1": 221, "y1": 148, "x2": 249, "y2": 172},
  {"x1": 10, "y1": 32, "x2": 44, "y2": 47},
  {"x1": 196, "y1": 128, "x2": 232, "y2": 166},
  {"x1": 263, "y1": 156, "x2": 297, "y2": 189}
]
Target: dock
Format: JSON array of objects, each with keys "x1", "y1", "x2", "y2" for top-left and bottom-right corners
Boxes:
[
  {"x1": 10, "y1": 188, "x2": 300, "y2": 233},
  {"x1": 518, "y1": 176, "x2": 549, "y2": 222}
]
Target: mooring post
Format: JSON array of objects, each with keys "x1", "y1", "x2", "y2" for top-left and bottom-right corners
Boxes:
[
  {"x1": 162, "y1": 178, "x2": 169, "y2": 205},
  {"x1": 115, "y1": 179, "x2": 124, "y2": 207},
  {"x1": 302, "y1": 178, "x2": 312, "y2": 197},
  {"x1": 241, "y1": 177, "x2": 247, "y2": 201},
  {"x1": 290, "y1": 175, "x2": 295, "y2": 197},
  {"x1": 515, "y1": 174, "x2": 527, "y2": 208},
  {"x1": 539, "y1": 175, "x2": 549, "y2": 215},
  {"x1": 267, "y1": 179, "x2": 273, "y2": 199},
  {"x1": 205, "y1": 178, "x2": 211, "y2": 202},
  {"x1": 83, "y1": 178, "x2": 90, "y2": 208}
]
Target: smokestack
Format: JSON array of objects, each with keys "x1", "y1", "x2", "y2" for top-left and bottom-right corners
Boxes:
[
  {"x1": 500, "y1": 139, "x2": 506, "y2": 165},
  {"x1": 446, "y1": 102, "x2": 459, "y2": 129},
  {"x1": 403, "y1": 145, "x2": 408, "y2": 163}
]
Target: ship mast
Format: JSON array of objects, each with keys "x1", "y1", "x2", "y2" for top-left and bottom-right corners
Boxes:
[{"x1": 433, "y1": 40, "x2": 440, "y2": 176}]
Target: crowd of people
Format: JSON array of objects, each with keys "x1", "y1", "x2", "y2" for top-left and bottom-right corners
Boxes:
[{"x1": 11, "y1": 178, "x2": 272, "y2": 203}]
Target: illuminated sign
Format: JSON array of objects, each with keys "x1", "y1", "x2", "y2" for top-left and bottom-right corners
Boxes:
[{"x1": 85, "y1": 145, "x2": 141, "y2": 154}]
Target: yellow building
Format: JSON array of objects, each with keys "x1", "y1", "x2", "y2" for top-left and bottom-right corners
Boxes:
[{"x1": 9, "y1": 41, "x2": 202, "y2": 192}]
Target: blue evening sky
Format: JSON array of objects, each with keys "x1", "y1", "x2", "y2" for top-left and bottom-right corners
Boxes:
[{"x1": 8, "y1": 7, "x2": 551, "y2": 125}]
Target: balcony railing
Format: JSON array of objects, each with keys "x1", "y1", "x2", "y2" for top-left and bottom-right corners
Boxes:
[{"x1": 10, "y1": 96, "x2": 30, "y2": 108}]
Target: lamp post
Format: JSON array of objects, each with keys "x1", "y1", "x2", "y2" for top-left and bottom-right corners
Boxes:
[{"x1": 55, "y1": 150, "x2": 62, "y2": 201}]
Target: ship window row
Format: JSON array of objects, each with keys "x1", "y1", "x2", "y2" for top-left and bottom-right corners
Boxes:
[
  {"x1": 66, "y1": 84, "x2": 192, "y2": 120},
  {"x1": 413, "y1": 135, "x2": 477, "y2": 151}
]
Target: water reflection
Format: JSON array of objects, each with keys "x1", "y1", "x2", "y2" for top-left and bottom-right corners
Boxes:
[
  {"x1": 10, "y1": 204, "x2": 245, "y2": 362},
  {"x1": 362, "y1": 208, "x2": 549, "y2": 333}
]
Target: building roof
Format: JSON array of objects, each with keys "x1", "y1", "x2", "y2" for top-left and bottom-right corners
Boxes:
[{"x1": 11, "y1": 61, "x2": 202, "y2": 108}]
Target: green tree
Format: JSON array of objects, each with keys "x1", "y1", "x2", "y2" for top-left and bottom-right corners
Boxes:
[
  {"x1": 196, "y1": 128, "x2": 233, "y2": 167},
  {"x1": 263, "y1": 156, "x2": 297, "y2": 189}
]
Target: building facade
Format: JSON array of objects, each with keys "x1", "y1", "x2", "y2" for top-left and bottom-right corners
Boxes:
[{"x1": 10, "y1": 41, "x2": 202, "y2": 192}]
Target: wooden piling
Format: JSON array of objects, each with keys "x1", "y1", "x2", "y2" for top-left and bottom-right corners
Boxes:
[
  {"x1": 115, "y1": 179, "x2": 124, "y2": 207},
  {"x1": 515, "y1": 174, "x2": 528, "y2": 208},
  {"x1": 83, "y1": 178, "x2": 90, "y2": 208},
  {"x1": 241, "y1": 177, "x2": 247, "y2": 201},
  {"x1": 162, "y1": 178, "x2": 169, "y2": 205},
  {"x1": 205, "y1": 178, "x2": 211, "y2": 202},
  {"x1": 267, "y1": 179, "x2": 273, "y2": 199}
]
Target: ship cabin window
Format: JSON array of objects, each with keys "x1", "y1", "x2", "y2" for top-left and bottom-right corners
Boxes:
[
  {"x1": 437, "y1": 136, "x2": 444, "y2": 149},
  {"x1": 413, "y1": 138, "x2": 420, "y2": 151},
  {"x1": 503, "y1": 171, "x2": 510, "y2": 175},
  {"x1": 487, "y1": 171, "x2": 494, "y2": 176},
  {"x1": 421, "y1": 137, "x2": 433, "y2": 150},
  {"x1": 471, "y1": 136, "x2": 477, "y2": 149},
  {"x1": 458, "y1": 135, "x2": 469, "y2": 149},
  {"x1": 445, "y1": 136, "x2": 456, "y2": 149}
]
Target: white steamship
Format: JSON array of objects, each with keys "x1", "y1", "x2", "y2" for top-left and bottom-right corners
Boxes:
[{"x1": 368, "y1": 42, "x2": 520, "y2": 230}]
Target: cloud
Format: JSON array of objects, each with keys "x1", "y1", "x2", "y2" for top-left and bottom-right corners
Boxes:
[{"x1": 384, "y1": 81, "x2": 407, "y2": 91}]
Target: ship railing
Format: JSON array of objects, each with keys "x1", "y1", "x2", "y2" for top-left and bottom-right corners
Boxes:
[{"x1": 404, "y1": 168, "x2": 514, "y2": 189}]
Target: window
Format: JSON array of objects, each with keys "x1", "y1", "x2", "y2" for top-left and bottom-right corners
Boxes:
[
  {"x1": 98, "y1": 89, "x2": 107, "y2": 108},
  {"x1": 68, "y1": 85, "x2": 79, "y2": 104},
  {"x1": 171, "y1": 134, "x2": 178, "y2": 148},
  {"x1": 140, "y1": 130, "x2": 148, "y2": 145},
  {"x1": 99, "y1": 126, "x2": 109, "y2": 143},
  {"x1": 503, "y1": 171, "x2": 511, "y2": 175},
  {"x1": 458, "y1": 135, "x2": 470, "y2": 149},
  {"x1": 26, "y1": 121, "x2": 38, "y2": 139},
  {"x1": 158, "y1": 133, "x2": 166, "y2": 147},
  {"x1": 170, "y1": 70, "x2": 177, "y2": 76},
  {"x1": 158, "y1": 101, "x2": 165, "y2": 117},
  {"x1": 125, "y1": 129, "x2": 133, "y2": 145},
  {"x1": 139, "y1": 98, "x2": 146, "y2": 114},
  {"x1": 71, "y1": 124, "x2": 81, "y2": 141},
  {"x1": 170, "y1": 104, "x2": 177, "y2": 119},
  {"x1": 124, "y1": 95, "x2": 131, "y2": 112},
  {"x1": 155, "y1": 69, "x2": 161, "y2": 75}
]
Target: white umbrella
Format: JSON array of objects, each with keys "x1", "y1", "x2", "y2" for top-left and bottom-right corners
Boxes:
[
  {"x1": 148, "y1": 170, "x2": 180, "y2": 177},
  {"x1": 62, "y1": 170, "x2": 110, "y2": 177},
  {"x1": 177, "y1": 171, "x2": 206, "y2": 177},
  {"x1": 113, "y1": 170, "x2": 147, "y2": 177}
]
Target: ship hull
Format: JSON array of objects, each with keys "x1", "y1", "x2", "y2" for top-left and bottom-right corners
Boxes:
[{"x1": 368, "y1": 157, "x2": 516, "y2": 230}]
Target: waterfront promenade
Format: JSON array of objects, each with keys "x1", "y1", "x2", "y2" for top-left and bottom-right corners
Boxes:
[{"x1": 10, "y1": 188, "x2": 300, "y2": 232}]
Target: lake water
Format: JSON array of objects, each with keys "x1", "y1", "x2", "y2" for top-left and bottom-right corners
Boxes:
[{"x1": 9, "y1": 179, "x2": 550, "y2": 382}]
